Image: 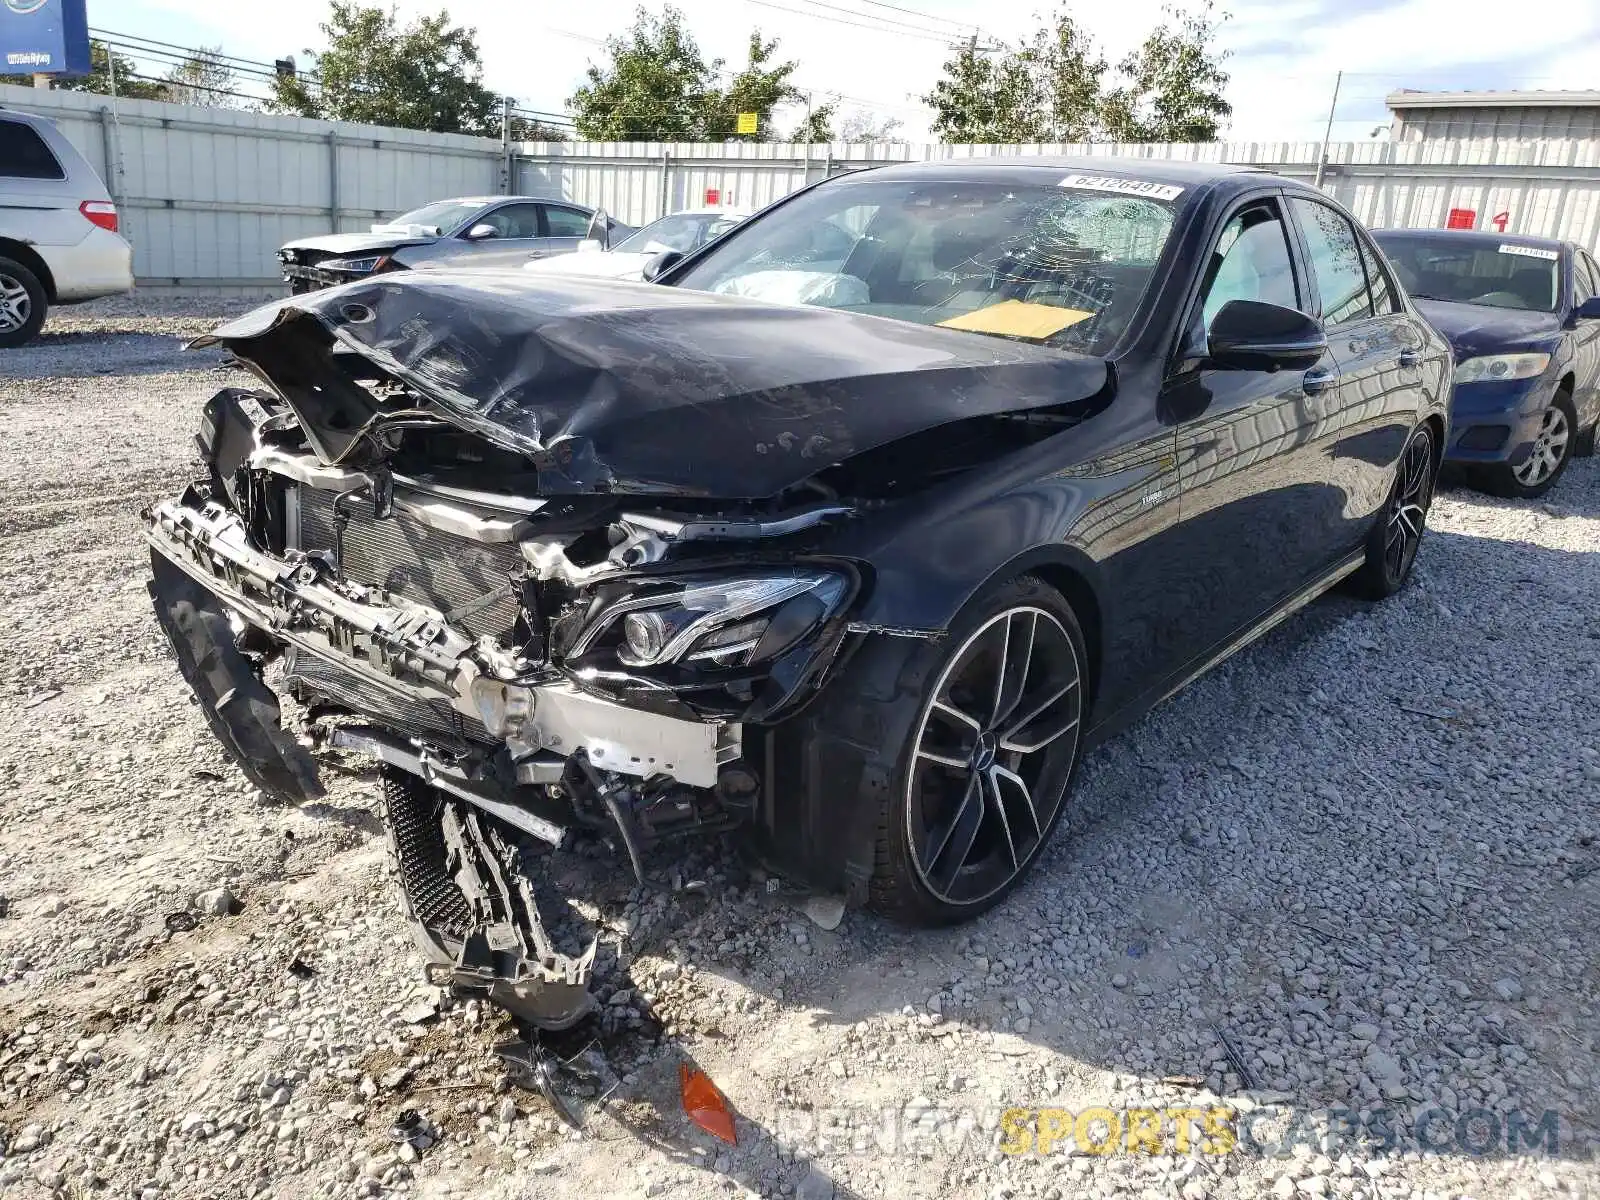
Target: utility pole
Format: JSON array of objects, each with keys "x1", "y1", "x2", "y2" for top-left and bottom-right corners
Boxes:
[
  {"x1": 1314, "y1": 70, "x2": 1342, "y2": 189},
  {"x1": 500, "y1": 96, "x2": 514, "y2": 195},
  {"x1": 801, "y1": 90, "x2": 813, "y2": 182}
]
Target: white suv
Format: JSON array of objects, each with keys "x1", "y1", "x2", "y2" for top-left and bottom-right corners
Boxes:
[{"x1": 0, "y1": 107, "x2": 134, "y2": 347}]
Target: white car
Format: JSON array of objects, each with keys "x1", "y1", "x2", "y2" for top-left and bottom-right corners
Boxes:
[
  {"x1": 523, "y1": 207, "x2": 751, "y2": 282},
  {"x1": 0, "y1": 107, "x2": 134, "y2": 347}
]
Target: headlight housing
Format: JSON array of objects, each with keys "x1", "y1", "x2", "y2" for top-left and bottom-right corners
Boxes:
[
  {"x1": 579, "y1": 571, "x2": 850, "y2": 670},
  {"x1": 1454, "y1": 352, "x2": 1550, "y2": 384},
  {"x1": 325, "y1": 254, "x2": 391, "y2": 274}
]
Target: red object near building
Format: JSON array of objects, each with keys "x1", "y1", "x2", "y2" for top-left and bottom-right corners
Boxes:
[
  {"x1": 704, "y1": 188, "x2": 721, "y2": 206},
  {"x1": 1446, "y1": 208, "x2": 1476, "y2": 229},
  {"x1": 1491, "y1": 211, "x2": 1510, "y2": 232}
]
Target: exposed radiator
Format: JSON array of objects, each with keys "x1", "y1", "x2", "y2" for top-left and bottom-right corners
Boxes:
[
  {"x1": 295, "y1": 486, "x2": 524, "y2": 642},
  {"x1": 285, "y1": 483, "x2": 520, "y2": 748},
  {"x1": 289, "y1": 652, "x2": 494, "y2": 749}
]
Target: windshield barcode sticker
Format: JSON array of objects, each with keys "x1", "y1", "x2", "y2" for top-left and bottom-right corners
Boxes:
[
  {"x1": 1498, "y1": 243, "x2": 1559, "y2": 261},
  {"x1": 1058, "y1": 174, "x2": 1184, "y2": 202}
]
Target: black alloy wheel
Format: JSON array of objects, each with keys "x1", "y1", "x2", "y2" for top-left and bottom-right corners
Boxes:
[
  {"x1": 1351, "y1": 423, "x2": 1435, "y2": 600},
  {"x1": 901, "y1": 599, "x2": 1084, "y2": 914},
  {"x1": 1383, "y1": 425, "x2": 1434, "y2": 588}
]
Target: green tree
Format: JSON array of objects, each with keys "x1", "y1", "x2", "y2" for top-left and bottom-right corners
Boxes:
[
  {"x1": 568, "y1": 6, "x2": 716, "y2": 139},
  {"x1": 510, "y1": 117, "x2": 571, "y2": 142},
  {"x1": 2, "y1": 40, "x2": 167, "y2": 99},
  {"x1": 700, "y1": 33, "x2": 805, "y2": 140},
  {"x1": 1101, "y1": 3, "x2": 1232, "y2": 142},
  {"x1": 161, "y1": 48, "x2": 240, "y2": 108},
  {"x1": 268, "y1": 3, "x2": 502, "y2": 136},
  {"x1": 839, "y1": 112, "x2": 904, "y2": 143},
  {"x1": 922, "y1": 5, "x2": 1230, "y2": 144},
  {"x1": 570, "y1": 7, "x2": 810, "y2": 141},
  {"x1": 1030, "y1": 13, "x2": 1107, "y2": 141},
  {"x1": 924, "y1": 38, "x2": 1053, "y2": 142},
  {"x1": 788, "y1": 99, "x2": 839, "y2": 142}
]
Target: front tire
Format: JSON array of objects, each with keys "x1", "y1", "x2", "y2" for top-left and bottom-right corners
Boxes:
[
  {"x1": 1478, "y1": 391, "x2": 1576, "y2": 499},
  {"x1": 0, "y1": 258, "x2": 47, "y2": 349},
  {"x1": 867, "y1": 577, "x2": 1088, "y2": 926},
  {"x1": 1350, "y1": 422, "x2": 1436, "y2": 601}
]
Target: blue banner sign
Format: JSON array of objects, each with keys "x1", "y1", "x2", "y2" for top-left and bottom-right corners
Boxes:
[{"x1": 1, "y1": 0, "x2": 92, "y2": 76}]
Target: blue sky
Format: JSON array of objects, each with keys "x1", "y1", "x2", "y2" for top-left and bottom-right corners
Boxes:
[{"x1": 88, "y1": 0, "x2": 1600, "y2": 141}]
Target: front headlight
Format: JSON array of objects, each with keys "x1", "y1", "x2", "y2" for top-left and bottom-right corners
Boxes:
[
  {"x1": 325, "y1": 255, "x2": 390, "y2": 274},
  {"x1": 1454, "y1": 352, "x2": 1550, "y2": 384},
  {"x1": 584, "y1": 571, "x2": 850, "y2": 669}
]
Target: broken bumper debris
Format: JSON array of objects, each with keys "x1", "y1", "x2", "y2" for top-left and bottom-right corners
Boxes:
[{"x1": 142, "y1": 385, "x2": 858, "y2": 1030}]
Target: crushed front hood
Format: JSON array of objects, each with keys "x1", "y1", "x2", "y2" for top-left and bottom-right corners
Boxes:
[
  {"x1": 198, "y1": 271, "x2": 1111, "y2": 498},
  {"x1": 280, "y1": 232, "x2": 429, "y2": 256}
]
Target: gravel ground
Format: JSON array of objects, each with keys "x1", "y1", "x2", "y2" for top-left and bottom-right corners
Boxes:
[{"x1": 1, "y1": 299, "x2": 1597, "y2": 1200}]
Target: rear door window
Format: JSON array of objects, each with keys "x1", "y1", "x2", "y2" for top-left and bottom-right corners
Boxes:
[
  {"x1": 1357, "y1": 235, "x2": 1400, "y2": 314},
  {"x1": 477, "y1": 204, "x2": 543, "y2": 239},
  {"x1": 1289, "y1": 198, "x2": 1374, "y2": 327},
  {"x1": 0, "y1": 119, "x2": 66, "y2": 181},
  {"x1": 1574, "y1": 252, "x2": 1599, "y2": 303},
  {"x1": 541, "y1": 206, "x2": 594, "y2": 238}
]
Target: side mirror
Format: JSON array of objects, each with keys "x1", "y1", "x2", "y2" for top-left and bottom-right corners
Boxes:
[
  {"x1": 577, "y1": 238, "x2": 604, "y2": 253},
  {"x1": 584, "y1": 209, "x2": 611, "y2": 250},
  {"x1": 465, "y1": 223, "x2": 498, "y2": 241},
  {"x1": 1207, "y1": 300, "x2": 1328, "y2": 372},
  {"x1": 1574, "y1": 296, "x2": 1600, "y2": 321},
  {"x1": 641, "y1": 250, "x2": 685, "y2": 283}
]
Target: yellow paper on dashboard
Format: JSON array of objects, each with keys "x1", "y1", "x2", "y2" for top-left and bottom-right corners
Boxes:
[{"x1": 938, "y1": 300, "x2": 1094, "y2": 340}]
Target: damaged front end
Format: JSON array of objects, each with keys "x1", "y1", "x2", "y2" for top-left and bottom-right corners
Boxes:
[{"x1": 145, "y1": 273, "x2": 1111, "y2": 1028}]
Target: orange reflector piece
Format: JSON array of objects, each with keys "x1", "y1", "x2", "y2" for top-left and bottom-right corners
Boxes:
[{"x1": 679, "y1": 1063, "x2": 737, "y2": 1145}]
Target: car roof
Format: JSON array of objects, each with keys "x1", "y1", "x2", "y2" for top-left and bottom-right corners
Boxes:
[
  {"x1": 0, "y1": 106, "x2": 49, "y2": 127},
  {"x1": 430, "y1": 196, "x2": 586, "y2": 206},
  {"x1": 859, "y1": 155, "x2": 1270, "y2": 189},
  {"x1": 1372, "y1": 227, "x2": 1569, "y2": 253}
]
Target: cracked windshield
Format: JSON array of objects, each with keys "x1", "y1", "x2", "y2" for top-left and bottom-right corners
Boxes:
[{"x1": 675, "y1": 177, "x2": 1179, "y2": 353}]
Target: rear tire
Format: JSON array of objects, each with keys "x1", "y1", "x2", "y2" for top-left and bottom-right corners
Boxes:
[
  {"x1": 1477, "y1": 391, "x2": 1577, "y2": 499},
  {"x1": 1576, "y1": 418, "x2": 1597, "y2": 458},
  {"x1": 862, "y1": 576, "x2": 1089, "y2": 926},
  {"x1": 1350, "y1": 422, "x2": 1436, "y2": 601},
  {"x1": 0, "y1": 258, "x2": 47, "y2": 349}
]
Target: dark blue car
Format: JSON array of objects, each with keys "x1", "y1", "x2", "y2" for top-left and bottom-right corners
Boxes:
[{"x1": 1373, "y1": 229, "x2": 1600, "y2": 497}]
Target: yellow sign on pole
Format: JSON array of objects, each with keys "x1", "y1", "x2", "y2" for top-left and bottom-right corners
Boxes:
[{"x1": 736, "y1": 112, "x2": 759, "y2": 135}]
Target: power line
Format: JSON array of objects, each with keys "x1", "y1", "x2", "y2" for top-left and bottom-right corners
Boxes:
[
  {"x1": 117, "y1": 70, "x2": 260, "y2": 103},
  {"x1": 783, "y1": 0, "x2": 963, "y2": 38},
  {"x1": 840, "y1": 0, "x2": 979, "y2": 34},
  {"x1": 744, "y1": 0, "x2": 956, "y2": 43},
  {"x1": 90, "y1": 27, "x2": 307, "y2": 81}
]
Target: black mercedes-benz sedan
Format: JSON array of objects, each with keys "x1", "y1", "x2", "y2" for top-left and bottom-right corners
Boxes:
[{"x1": 144, "y1": 157, "x2": 1450, "y2": 1030}]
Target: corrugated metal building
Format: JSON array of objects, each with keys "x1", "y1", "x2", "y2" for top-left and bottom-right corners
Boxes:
[
  {"x1": 1387, "y1": 90, "x2": 1600, "y2": 142},
  {"x1": 7, "y1": 82, "x2": 1600, "y2": 288}
]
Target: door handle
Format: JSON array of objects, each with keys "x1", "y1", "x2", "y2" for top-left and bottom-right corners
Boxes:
[
  {"x1": 1397, "y1": 349, "x2": 1421, "y2": 369},
  {"x1": 1302, "y1": 368, "x2": 1339, "y2": 394}
]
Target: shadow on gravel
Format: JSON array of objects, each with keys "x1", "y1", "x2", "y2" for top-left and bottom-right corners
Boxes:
[
  {"x1": 1, "y1": 333, "x2": 226, "y2": 380},
  {"x1": 623, "y1": 509, "x2": 1600, "y2": 1173}
]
